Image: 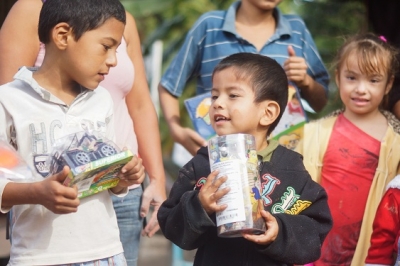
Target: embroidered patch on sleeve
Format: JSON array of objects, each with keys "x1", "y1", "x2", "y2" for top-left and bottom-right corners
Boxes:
[
  {"x1": 194, "y1": 177, "x2": 207, "y2": 190},
  {"x1": 285, "y1": 200, "x2": 312, "y2": 215},
  {"x1": 271, "y1": 186, "x2": 311, "y2": 214},
  {"x1": 260, "y1": 173, "x2": 281, "y2": 206}
]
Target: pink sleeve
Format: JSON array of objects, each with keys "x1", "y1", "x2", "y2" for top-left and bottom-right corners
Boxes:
[{"x1": 34, "y1": 43, "x2": 45, "y2": 68}]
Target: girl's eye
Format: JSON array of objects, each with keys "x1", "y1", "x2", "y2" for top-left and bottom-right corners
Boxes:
[
  {"x1": 211, "y1": 95, "x2": 218, "y2": 101},
  {"x1": 103, "y1": 44, "x2": 111, "y2": 51},
  {"x1": 229, "y1": 94, "x2": 239, "y2": 98},
  {"x1": 346, "y1": 75, "x2": 355, "y2": 81}
]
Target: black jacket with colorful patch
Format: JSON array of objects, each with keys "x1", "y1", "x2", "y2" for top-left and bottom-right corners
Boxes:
[{"x1": 158, "y1": 144, "x2": 332, "y2": 266}]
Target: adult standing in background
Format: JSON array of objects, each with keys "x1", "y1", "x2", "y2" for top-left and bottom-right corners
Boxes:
[
  {"x1": 0, "y1": 1, "x2": 167, "y2": 265},
  {"x1": 158, "y1": 0, "x2": 330, "y2": 156}
]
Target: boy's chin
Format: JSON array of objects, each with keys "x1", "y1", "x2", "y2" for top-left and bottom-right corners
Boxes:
[
  {"x1": 84, "y1": 82, "x2": 101, "y2": 91},
  {"x1": 215, "y1": 130, "x2": 240, "y2": 136}
]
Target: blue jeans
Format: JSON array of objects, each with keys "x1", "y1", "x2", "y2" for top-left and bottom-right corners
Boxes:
[
  {"x1": 111, "y1": 186, "x2": 143, "y2": 266},
  {"x1": 57, "y1": 253, "x2": 126, "y2": 266}
]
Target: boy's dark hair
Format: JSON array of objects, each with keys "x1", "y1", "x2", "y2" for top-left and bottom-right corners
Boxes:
[
  {"x1": 212, "y1": 53, "x2": 288, "y2": 136},
  {"x1": 38, "y1": 0, "x2": 126, "y2": 44}
]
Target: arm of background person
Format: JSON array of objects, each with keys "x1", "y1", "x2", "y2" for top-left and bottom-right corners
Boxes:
[
  {"x1": 158, "y1": 84, "x2": 207, "y2": 156},
  {"x1": 285, "y1": 19, "x2": 330, "y2": 113},
  {"x1": 284, "y1": 46, "x2": 328, "y2": 113},
  {"x1": 124, "y1": 11, "x2": 167, "y2": 237},
  {"x1": 294, "y1": 71, "x2": 327, "y2": 112},
  {"x1": 157, "y1": 13, "x2": 210, "y2": 156},
  {"x1": 0, "y1": 0, "x2": 42, "y2": 84}
]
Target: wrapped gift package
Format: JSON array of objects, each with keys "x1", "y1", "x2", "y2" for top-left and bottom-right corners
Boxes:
[{"x1": 208, "y1": 134, "x2": 266, "y2": 237}]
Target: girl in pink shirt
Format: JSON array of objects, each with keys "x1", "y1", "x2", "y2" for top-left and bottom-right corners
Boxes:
[{"x1": 298, "y1": 33, "x2": 400, "y2": 266}]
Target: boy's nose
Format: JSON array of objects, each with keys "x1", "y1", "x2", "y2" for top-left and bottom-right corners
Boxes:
[
  {"x1": 212, "y1": 97, "x2": 224, "y2": 109},
  {"x1": 106, "y1": 52, "x2": 118, "y2": 67}
]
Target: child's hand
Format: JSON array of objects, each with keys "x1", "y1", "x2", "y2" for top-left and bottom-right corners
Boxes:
[
  {"x1": 37, "y1": 166, "x2": 80, "y2": 214},
  {"x1": 115, "y1": 155, "x2": 145, "y2": 189},
  {"x1": 198, "y1": 170, "x2": 230, "y2": 215},
  {"x1": 242, "y1": 210, "x2": 279, "y2": 245},
  {"x1": 283, "y1": 45, "x2": 310, "y2": 88}
]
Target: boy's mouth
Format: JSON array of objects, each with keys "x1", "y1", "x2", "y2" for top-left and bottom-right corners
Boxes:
[
  {"x1": 98, "y1": 72, "x2": 108, "y2": 81},
  {"x1": 214, "y1": 115, "x2": 230, "y2": 122}
]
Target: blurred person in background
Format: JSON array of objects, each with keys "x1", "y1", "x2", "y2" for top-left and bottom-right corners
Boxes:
[{"x1": 158, "y1": 0, "x2": 330, "y2": 156}]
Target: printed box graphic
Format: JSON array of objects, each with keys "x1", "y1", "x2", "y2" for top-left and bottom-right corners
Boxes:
[
  {"x1": 49, "y1": 132, "x2": 133, "y2": 198},
  {"x1": 184, "y1": 92, "x2": 216, "y2": 140},
  {"x1": 62, "y1": 150, "x2": 133, "y2": 198},
  {"x1": 270, "y1": 84, "x2": 307, "y2": 150}
]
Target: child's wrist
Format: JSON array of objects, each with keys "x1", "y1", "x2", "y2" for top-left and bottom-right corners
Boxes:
[
  {"x1": 29, "y1": 181, "x2": 42, "y2": 204},
  {"x1": 299, "y1": 75, "x2": 312, "y2": 90}
]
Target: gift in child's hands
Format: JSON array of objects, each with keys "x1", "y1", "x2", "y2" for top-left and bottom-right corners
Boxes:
[{"x1": 48, "y1": 132, "x2": 133, "y2": 198}]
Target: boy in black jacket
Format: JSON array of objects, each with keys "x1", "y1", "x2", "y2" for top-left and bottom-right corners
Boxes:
[{"x1": 157, "y1": 53, "x2": 332, "y2": 266}]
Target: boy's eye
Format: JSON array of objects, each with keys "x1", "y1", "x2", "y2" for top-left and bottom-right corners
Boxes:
[
  {"x1": 103, "y1": 44, "x2": 111, "y2": 50},
  {"x1": 211, "y1": 95, "x2": 218, "y2": 101},
  {"x1": 346, "y1": 75, "x2": 355, "y2": 81},
  {"x1": 229, "y1": 94, "x2": 239, "y2": 98}
]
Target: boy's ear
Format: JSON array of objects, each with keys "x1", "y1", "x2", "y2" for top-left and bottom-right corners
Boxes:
[
  {"x1": 51, "y1": 22, "x2": 73, "y2": 50},
  {"x1": 260, "y1": 100, "x2": 280, "y2": 127}
]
